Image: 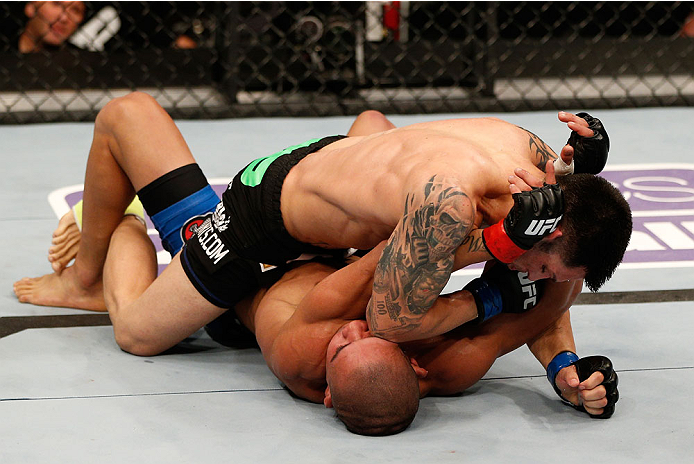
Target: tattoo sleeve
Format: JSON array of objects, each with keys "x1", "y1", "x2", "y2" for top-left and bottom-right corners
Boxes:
[{"x1": 367, "y1": 175, "x2": 475, "y2": 339}]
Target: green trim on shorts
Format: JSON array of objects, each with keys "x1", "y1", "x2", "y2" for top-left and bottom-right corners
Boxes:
[{"x1": 240, "y1": 138, "x2": 323, "y2": 187}]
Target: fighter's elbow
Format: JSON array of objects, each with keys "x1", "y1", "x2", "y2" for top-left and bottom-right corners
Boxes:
[
  {"x1": 367, "y1": 312, "x2": 415, "y2": 343},
  {"x1": 369, "y1": 327, "x2": 390, "y2": 340},
  {"x1": 370, "y1": 324, "x2": 415, "y2": 343},
  {"x1": 367, "y1": 316, "x2": 390, "y2": 340},
  {"x1": 366, "y1": 299, "x2": 417, "y2": 342}
]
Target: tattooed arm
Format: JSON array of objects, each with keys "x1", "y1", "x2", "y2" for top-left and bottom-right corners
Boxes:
[
  {"x1": 452, "y1": 229, "x2": 491, "y2": 270},
  {"x1": 366, "y1": 174, "x2": 483, "y2": 342}
]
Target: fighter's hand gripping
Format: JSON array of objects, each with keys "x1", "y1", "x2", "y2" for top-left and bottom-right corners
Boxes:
[
  {"x1": 547, "y1": 352, "x2": 620, "y2": 419},
  {"x1": 557, "y1": 111, "x2": 610, "y2": 175},
  {"x1": 482, "y1": 162, "x2": 564, "y2": 263},
  {"x1": 463, "y1": 261, "x2": 545, "y2": 323}
]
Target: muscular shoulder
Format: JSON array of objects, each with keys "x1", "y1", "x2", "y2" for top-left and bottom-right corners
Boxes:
[
  {"x1": 398, "y1": 116, "x2": 510, "y2": 132},
  {"x1": 260, "y1": 314, "x2": 328, "y2": 403},
  {"x1": 278, "y1": 373, "x2": 326, "y2": 404},
  {"x1": 253, "y1": 261, "x2": 336, "y2": 349},
  {"x1": 400, "y1": 152, "x2": 490, "y2": 209},
  {"x1": 268, "y1": 261, "x2": 337, "y2": 291},
  {"x1": 408, "y1": 117, "x2": 552, "y2": 169},
  {"x1": 513, "y1": 125, "x2": 559, "y2": 171}
]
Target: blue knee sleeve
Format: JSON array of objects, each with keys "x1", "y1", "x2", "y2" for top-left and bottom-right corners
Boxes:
[{"x1": 149, "y1": 185, "x2": 220, "y2": 256}]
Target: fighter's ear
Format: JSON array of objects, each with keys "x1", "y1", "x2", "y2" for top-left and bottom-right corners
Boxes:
[
  {"x1": 545, "y1": 228, "x2": 563, "y2": 241},
  {"x1": 410, "y1": 358, "x2": 428, "y2": 379},
  {"x1": 323, "y1": 385, "x2": 333, "y2": 408}
]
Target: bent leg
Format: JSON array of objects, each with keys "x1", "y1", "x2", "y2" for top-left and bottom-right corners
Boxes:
[
  {"x1": 103, "y1": 216, "x2": 158, "y2": 317},
  {"x1": 87, "y1": 214, "x2": 224, "y2": 355},
  {"x1": 79, "y1": 91, "x2": 198, "y2": 285},
  {"x1": 15, "y1": 92, "x2": 198, "y2": 309},
  {"x1": 109, "y1": 251, "x2": 227, "y2": 356},
  {"x1": 347, "y1": 110, "x2": 396, "y2": 137}
]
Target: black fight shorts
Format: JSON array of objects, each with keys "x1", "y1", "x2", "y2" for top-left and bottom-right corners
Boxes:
[{"x1": 181, "y1": 135, "x2": 347, "y2": 308}]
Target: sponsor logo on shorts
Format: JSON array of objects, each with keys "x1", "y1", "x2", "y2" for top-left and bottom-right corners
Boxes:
[
  {"x1": 195, "y1": 218, "x2": 231, "y2": 265},
  {"x1": 181, "y1": 212, "x2": 214, "y2": 243},
  {"x1": 212, "y1": 202, "x2": 231, "y2": 232},
  {"x1": 260, "y1": 263, "x2": 277, "y2": 272}
]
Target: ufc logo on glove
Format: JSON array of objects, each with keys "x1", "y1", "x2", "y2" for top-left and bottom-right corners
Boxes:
[{"x1": 524, "y1": 216, "x2": 562, "y2": 236}]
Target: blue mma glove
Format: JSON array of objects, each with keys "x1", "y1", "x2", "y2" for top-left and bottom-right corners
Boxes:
[
  {"x1": 547, "y1": 352, "x2": 619, "y2": 419},
  {"x1": 567, "y1": 112, "x2": 610, "y2": 174},
  {"x1": 463, "y1": 261, "x2": 544, "y2": 323}
]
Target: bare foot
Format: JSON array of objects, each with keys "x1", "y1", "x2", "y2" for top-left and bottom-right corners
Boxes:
[
  {"x1": 48, "y1": 210, "x2": 81, "y2": 274},
  {"x1": 13, "y1": 266, "x2": 106, "y2": 312}
]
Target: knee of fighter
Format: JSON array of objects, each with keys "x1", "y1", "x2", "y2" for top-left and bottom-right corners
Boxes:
[
  {"x1": 97, "y1": 92, "x2": 159, "y2": 127},
  {"x1": 112, "y1": 324, "x2": 160, "y2": 357},
  {"x1": 357, "y1": 110, "x2": 388, "y2": 124}
]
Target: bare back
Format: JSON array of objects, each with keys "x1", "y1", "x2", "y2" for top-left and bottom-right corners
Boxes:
[{"x1": 281, "y1": 117, "x2": 557, "y2": 249}]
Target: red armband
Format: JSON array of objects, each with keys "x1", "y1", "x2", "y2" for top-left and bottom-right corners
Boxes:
[{"x1": 482, "y1": 222, "x2": 526, "y2": 263}]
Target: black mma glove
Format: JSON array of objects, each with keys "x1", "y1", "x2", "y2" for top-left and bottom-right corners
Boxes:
[
  {"x1": 463, "y1": 261, "x2": 545, "y2": 323},
  {"x1": 546, "y1": 352, "x2": 619, "y2": 419},
  {"x1": 482, "y1": 183, "x2": 564, "y2": 263},
  {"x1": 567, "y1": 112, "x2": 610, "y2": 174}
]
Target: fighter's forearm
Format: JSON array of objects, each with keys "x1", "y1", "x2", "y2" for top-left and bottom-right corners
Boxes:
[
  {"x1": 367, "y1": 286, "x2": 479, "y2": 342},
  {"x1": 366, "y1": 175, "x2": 475, "y2": 341},
  {"x1": 527, "y1": 310, "x2": 576, "y2": 369},
  {"x1": 452, "y1": 229, "x2": 493, "y2": 271},
  {"x1": 366, "y1": 239, "x2": 455, "y2": 341},
  {"x1": 526, "y1": 281, "x2": 582, "y2": 368}
]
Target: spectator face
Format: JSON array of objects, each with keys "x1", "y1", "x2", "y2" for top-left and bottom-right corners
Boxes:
[{"x1": 25, "y1": 1, "x2": 85, "y2": 46}]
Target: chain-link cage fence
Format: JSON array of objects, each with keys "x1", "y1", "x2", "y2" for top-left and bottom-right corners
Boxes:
[{"x1": 2, "y1": 1, "x2": 694, "y2": 123}]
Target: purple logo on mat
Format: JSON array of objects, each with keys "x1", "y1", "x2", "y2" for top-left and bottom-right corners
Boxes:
[
  {"x1": 601, "y1": 164, "x2": 694, "y2": 268},
  {"x1": 48, "y1": 165, "x2": 694, "y2": 273}
]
